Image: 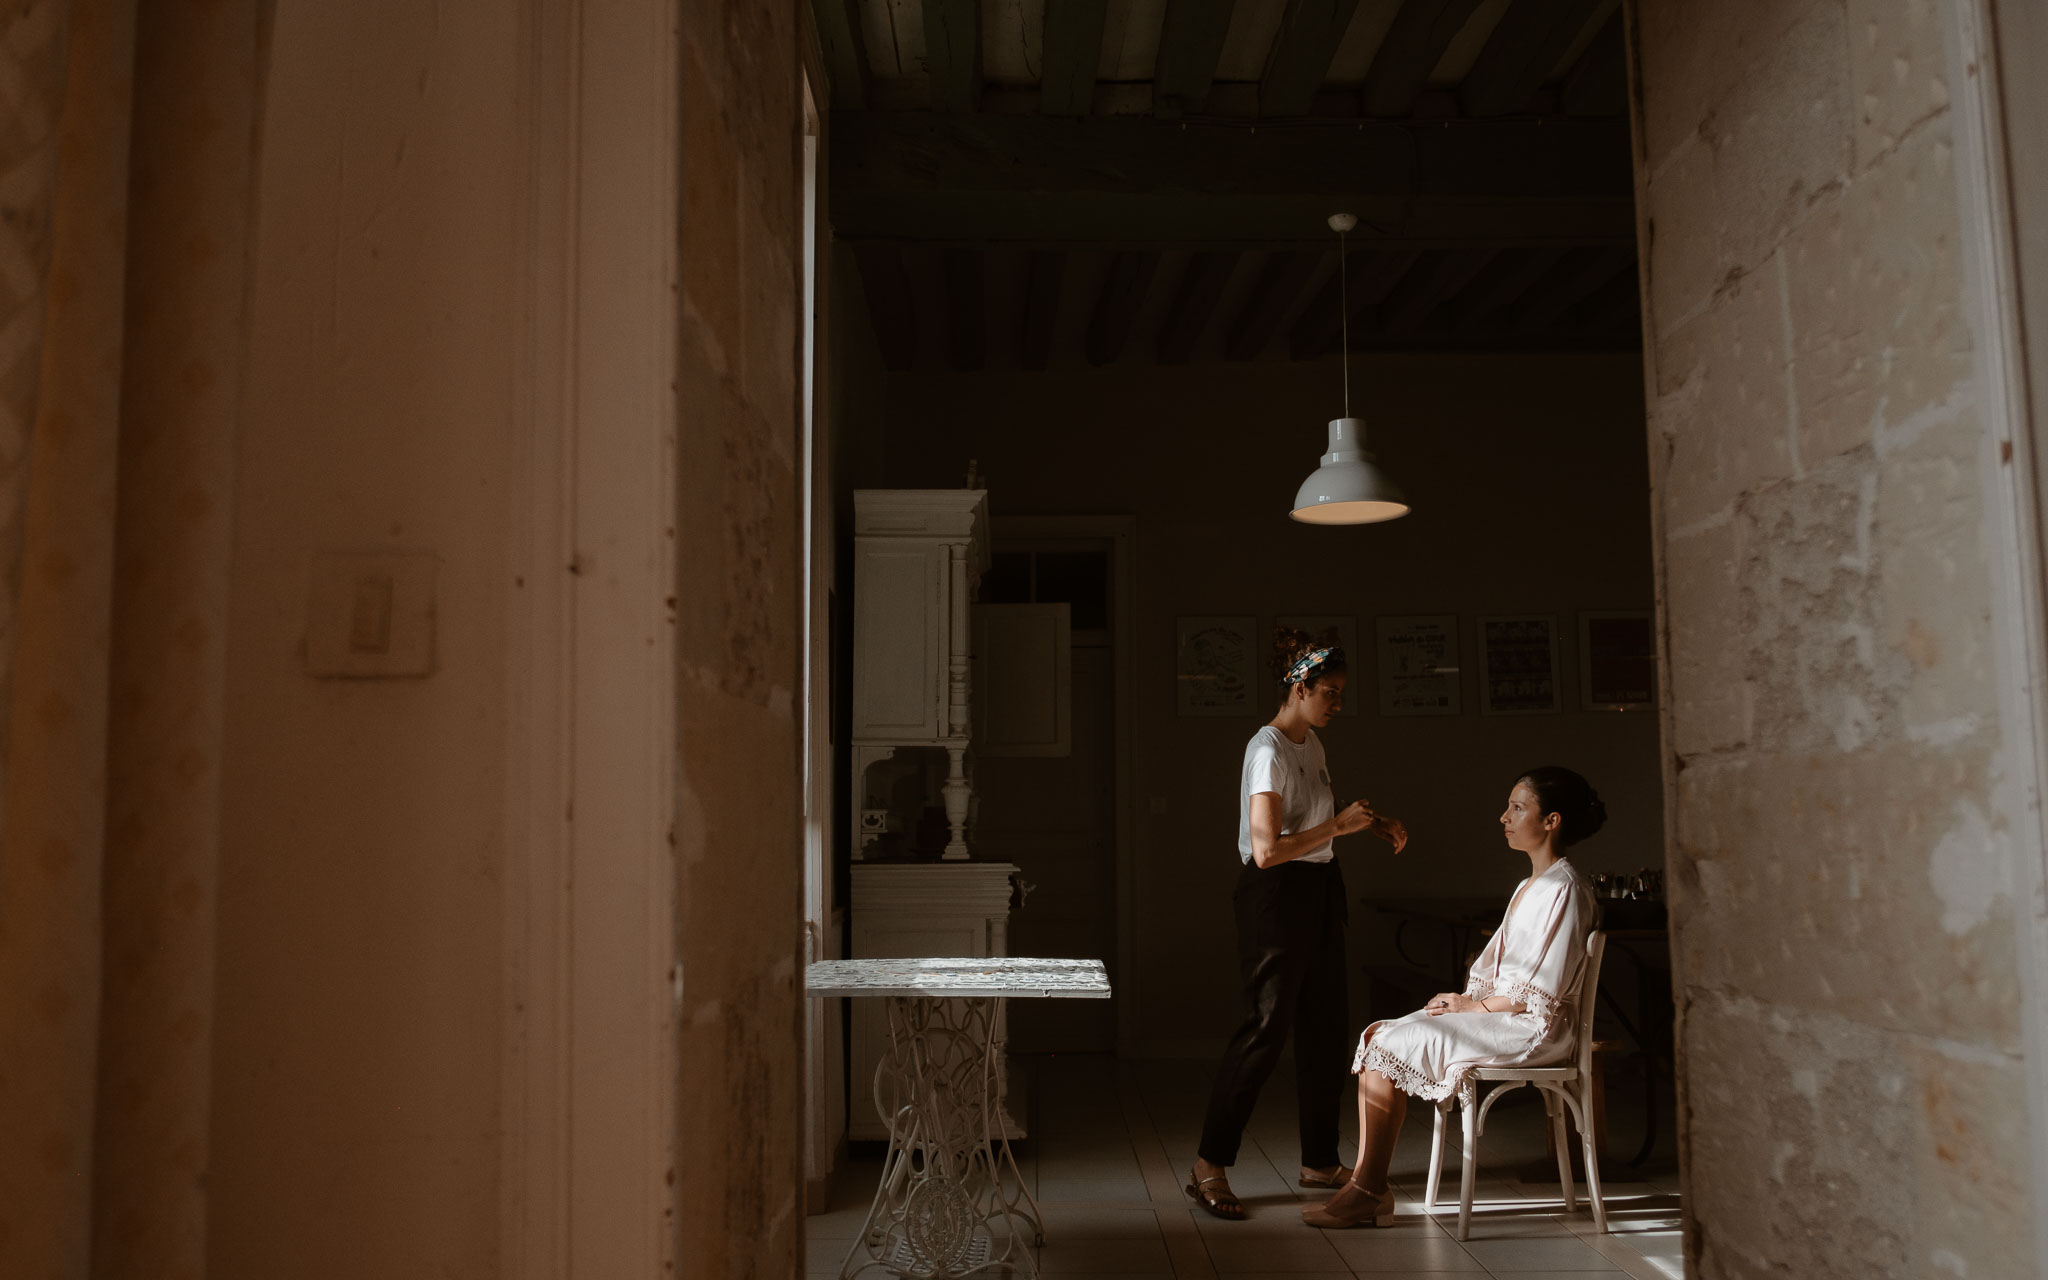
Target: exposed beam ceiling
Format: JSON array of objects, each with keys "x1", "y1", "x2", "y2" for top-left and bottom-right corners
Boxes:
[
  {"x1": 811, "y1": 0, "x2": 869, "y2": 110},
  {"x1": 1362, "y1": 0, "x2": 1486, "y2": 118},
  {"x1": 1019, "y1": 251, "x2": 1066, "y2": 371},
  {"x1": 1460, "y1": 0, "x2": 1609, "y2": 118},
  {"x1": 1155, "y1": 252, "x2": 1239, "y2": 364},
  {"x1": 942, "y1": 247, "x2": 984, "y2": 370},
  {"x1": 851, "y1": 243, "x2": 917, "y2": 371},
  {"x1": 923, "y1": 0, "x2": 981, "y2": 112},
  {"x1": 1152, "y1": 0, "x2": 1236, "y2": 118},
  {"x1": 1040, "y1": 1, "x2": 1109, "y2": 118},
  {"x1": 1561, "y1": 14, "x2": 1628, "y2": 117},
  {"x1": 1261, "y1": 0, "x2": 1362, "y2": 118},
  {"x1": 829, "y1": 112, "x2": 1634, "y2": 246},
  {"x1": 1226, "y1": 250, "x2": 1320, "y2": 360},
  {"x1": 1086, "y1": 253, "x2": 1160, "y2": 365}
]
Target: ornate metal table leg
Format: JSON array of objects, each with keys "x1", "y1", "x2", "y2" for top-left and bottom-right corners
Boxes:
[{"x1": 842, "y1": 995, "x2": 1041, "y2": 1280}]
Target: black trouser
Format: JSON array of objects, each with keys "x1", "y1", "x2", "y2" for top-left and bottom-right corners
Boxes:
[{"x1": 1198, "y1": 858, "x2": 1350, "y2": 1169}]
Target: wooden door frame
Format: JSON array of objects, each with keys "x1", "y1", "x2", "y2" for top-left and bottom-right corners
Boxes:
[
  {"x1": 990, "y1": 515, "x2": 1139, "y2": 1055},
  {"x1": 504, "y1": 0, "x2": 681, "y2": 1273},
  {"x1": 1964, "y1": 3, "x2": 2048, "y2": 1268}
]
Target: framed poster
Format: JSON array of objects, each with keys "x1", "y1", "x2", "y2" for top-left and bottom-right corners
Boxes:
[
  {"x1": 1478, "y1": 615, "x2": 1560, "y2": 715},
  {"x1": 1275, "y1": 615, "x2": 1358, "y2": 715},
  {"x1": 1176, "y1": 616, "x2": 1259, "y2": 717},
  {"x1": 1580, "y1": 611, "x2": 1656, "y2": 710},
  {"x1": 1375, "y1": 615, "x2": 1460, "y2": 716}
]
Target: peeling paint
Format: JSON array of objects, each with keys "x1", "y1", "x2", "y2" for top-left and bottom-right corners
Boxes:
[{"x1": 1928, "y1": 798, "x2": 2000, "y2": 935}]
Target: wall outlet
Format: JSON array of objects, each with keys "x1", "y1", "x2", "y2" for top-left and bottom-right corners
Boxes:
[{"x1": 306, "y1": 551, "x2": 437, "y2": 678}]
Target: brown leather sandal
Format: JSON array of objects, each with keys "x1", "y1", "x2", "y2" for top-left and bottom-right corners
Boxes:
[
  {"x1": 1301, "y1": 1180, "x2": 1395, "y2": 1229},
  {"x1": 1185, "y1": 1171, "x2": 1246, "y2": 1220},
  {"x1": 1297, "y1": 1164, "x2": 1354, "y2": 1189}
]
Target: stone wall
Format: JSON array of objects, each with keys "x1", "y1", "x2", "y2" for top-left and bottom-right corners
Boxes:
[
  {"x1": 675, "y1": 1, "x2": 809, "y2": 1274},
  {"x1": 1633, "y1": 1, "x2": 2041, "y2": 1274}
]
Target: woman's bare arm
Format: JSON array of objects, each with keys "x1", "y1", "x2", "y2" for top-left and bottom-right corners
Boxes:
[{"x1": 1247, "y1": 792, "x2": 1372, "y2": 868}]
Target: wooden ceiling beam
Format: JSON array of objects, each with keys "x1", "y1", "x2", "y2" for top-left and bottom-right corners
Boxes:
[
  {"x1": 1225, "y1": 249, "x2": 1321, "y2": 360},
  {"x1": 1370, "y1": 246, "x2": 1499, "y2": 332},
  {"x1": 1261, "y1": 0, "x2": 1362, "y2": 118},
  {"x1": 1460, "y1": 0, "x2": 1608, "y2": 117},
  {"x1": 1288, "y1": 249, "x2": 1420, "y2": 360},
  {"x1": 923, "y1": 0, "x2": 982, "y2": 113},
  {"x1": 1561, "y1": 13, "x2": 1627, "y2": 118},
  {"x1": 1041, "y1": 0, "x2": 1109, "y2": 117},
  {"x1": 1019, "y1": 250, "x2": 1066, "y2": 371},
  {"x1": 1572, "y1": 267, "x2": 1642, "y2": 330},
  {"x1": 1155, "y1": 252, "x2": 1239, "y2": 364},
  {"x1": 851, "y1": 243, "x2": 917, "y2": 371},
  {"x1": 1362, "y1": 0, "x2": 1485, "y2": 118},
  {"x1": 828, "y1": 112, "x2": 1634, "y2": 244},
  {"x1": 942, "y1": 249, "x2": 984, "y2": 371},
  {"x1": 1086, "y1": 253, "x2": 1159, "y2": 366},
  {"x1": 1509, "y1": 244, "x2": 1635, "y2": 329},
  {"x1": 1152, "y1": 0, "x2": 1237, "y2": 118},
  {"x1": 810, "y1": 0, "x2": 870, "y2": 110},
  {"x1": 1452, "y1": 245, "x2": 1573, "y2": 327}
]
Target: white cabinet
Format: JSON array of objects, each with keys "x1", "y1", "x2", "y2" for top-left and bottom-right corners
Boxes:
[{"x1": 850, "y1": 489, "x2": 989, "y2": 861}]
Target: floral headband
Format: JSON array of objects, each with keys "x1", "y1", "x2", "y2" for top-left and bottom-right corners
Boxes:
[{"x1": 1283, "y1": 646, "x2": 1342, "y2": 685}]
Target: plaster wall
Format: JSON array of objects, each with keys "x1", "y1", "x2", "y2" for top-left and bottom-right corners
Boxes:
[
  {"x1": 839, "y1": 336, "x2": 1663, "y2": 1055},
  {"x1": 210, "y1": 1, "x2": 520, "y2": 1273},
  {"x1": 1634, "y1": 1, "x2": 2042, "y2": 1274}
]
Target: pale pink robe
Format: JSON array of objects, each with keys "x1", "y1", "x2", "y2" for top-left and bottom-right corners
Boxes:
[{"x1": 1352, "y1": 858, "x2": 1597, "y2": 1101}]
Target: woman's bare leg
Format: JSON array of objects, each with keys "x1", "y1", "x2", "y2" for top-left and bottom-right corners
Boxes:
[{"x1": 1350, "y1": 1068, "x2": 1408, "y2": 1193}]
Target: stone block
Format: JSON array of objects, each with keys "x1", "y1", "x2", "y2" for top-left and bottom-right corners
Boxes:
[
  {"x1": 1634, "y1": 0, "x2": 1832, "y2": 172},
  {"x1": 1783, "y1": 122, "x2": 1973, "y2": 465},
  {"x1": 1644, "y1": 133, "x2": 1725, "y2": 334},
  {"x1": 1658, "y1": 269, "x2": 1796, "y2": 531},
  {"x1": 1704, "y1": 0, "x2": 1854, "y2": 278},
  {"x1": 1845, "y1": 0, "x2": 1953, "y2": 174},
  {"x1": 1663, "y1": 514, "x2": 1750, "y2": 757},
  {"x1": 1674, "y1": 740, "x2": 2020, "y2": 1042}
]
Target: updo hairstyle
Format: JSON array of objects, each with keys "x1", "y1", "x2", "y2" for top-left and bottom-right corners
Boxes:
[
  {"x1": 1272, "y1": 625, "x2": 1346, "y2": 697},
  {"x1": 1514, "y1": 766, "x2": 1608, "y2": 847}
]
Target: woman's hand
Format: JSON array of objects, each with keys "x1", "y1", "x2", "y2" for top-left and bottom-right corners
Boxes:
[
  {"x1": 1369, "y1": 815, "x2": 1409, "y2": 853},
  {"x1": 1424, "y1": 993, "x2": 1486, "y2": 1016},
  {"x1": 1331, "y1": 800, "x2": 1374, "y2": 837}
]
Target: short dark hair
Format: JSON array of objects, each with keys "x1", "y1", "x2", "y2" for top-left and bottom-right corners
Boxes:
[{"x1": 1514, "y1": 766, "x2": 1607, "y2": 847}]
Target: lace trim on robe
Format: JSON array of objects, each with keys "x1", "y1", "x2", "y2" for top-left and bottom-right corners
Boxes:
[
  {"x1": 1494, "y1": 977, "x2": 1570, "y2": 1023},
  {"x1": 1352, "y1": 1040, "x2": 1464, "y2": 1102}
]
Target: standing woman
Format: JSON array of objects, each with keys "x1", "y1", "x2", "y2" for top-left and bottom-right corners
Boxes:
[{"x1": 1187, "y1": 631, "x2": 1408, "y2": 1220}]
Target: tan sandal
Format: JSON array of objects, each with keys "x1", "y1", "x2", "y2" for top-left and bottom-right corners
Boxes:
[
  {"x1": 1297, "y1": 1164, "x2": 1354, "y2": 1189},
  {"x1": 1185, "y1": 1171, "x2": 1245, "y2": 1220},
  {"x1": 1301, "y1": 1180, "x2": 1394, "y2": 1229}
]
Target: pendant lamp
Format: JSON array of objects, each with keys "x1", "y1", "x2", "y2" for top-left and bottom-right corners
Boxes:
[{"x1": 1290, "y1": 213, "x2": 1410, "y2": 525}]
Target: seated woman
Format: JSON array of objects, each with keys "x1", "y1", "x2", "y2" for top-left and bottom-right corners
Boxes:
[{"x1": 1303, "y1": 766, "x2": 1604, "y2": 1229}]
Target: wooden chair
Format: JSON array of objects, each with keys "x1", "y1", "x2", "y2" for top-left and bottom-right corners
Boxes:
[{"x1": 1422, "y1": 930, "x2": 1608, "y2": 1241}]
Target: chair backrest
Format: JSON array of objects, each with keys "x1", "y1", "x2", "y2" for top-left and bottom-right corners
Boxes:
[{"x1": 1573, "y1": 930, "x2": 1607, "y2": 1078}]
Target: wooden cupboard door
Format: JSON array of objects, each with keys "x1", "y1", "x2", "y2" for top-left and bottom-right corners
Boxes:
[{"x1": 851, "y1": 542, "x2": 945, "y2": 740}]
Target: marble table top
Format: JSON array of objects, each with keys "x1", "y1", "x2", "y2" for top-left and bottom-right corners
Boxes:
[{"x1": 805, "y1": 957, "x2": 1111, "y2": 999}]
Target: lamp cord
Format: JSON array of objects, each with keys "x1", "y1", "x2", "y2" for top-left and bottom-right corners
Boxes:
[{"x1": 1339, "y1": 226, "x2": 1350, "y2": 418}]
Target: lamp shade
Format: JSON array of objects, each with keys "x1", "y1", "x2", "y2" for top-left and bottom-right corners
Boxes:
[{"x1": 1290, "y1": 417, "x2": 1409, "y2": 524}]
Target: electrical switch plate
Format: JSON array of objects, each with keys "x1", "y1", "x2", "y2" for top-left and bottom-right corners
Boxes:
[{"x1": 305, "y1": 551, "x2": 437, "y2": 678}]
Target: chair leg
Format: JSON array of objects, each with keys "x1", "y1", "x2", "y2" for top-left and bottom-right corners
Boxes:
[
  {"x1": 1560, "y1": 1085, "x2": 1607, "y2": 1234},
  {"x1": 1425, "y1": 1103, "x2": 1446, "y2": 1211},
  {"x1": 1545, "y1": 1089, "x2": 1576, "y2": 1212},
  {"x1": 1457, "y1": 1093, "x2": 1479, "y2": 1241}
]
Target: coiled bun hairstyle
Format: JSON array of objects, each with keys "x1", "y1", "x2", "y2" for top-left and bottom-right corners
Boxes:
[
  {"x1": 1271, "y1": 625, "x2": 1347, "y2": 692},
  {"x1": 1514, "y1": 766, "x2": 1607, "y2": 847}
]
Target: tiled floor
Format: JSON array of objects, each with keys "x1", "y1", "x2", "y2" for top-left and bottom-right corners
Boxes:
[{"x1": 808, "y1": 1055, "x2": 1684, "y2": 1280}]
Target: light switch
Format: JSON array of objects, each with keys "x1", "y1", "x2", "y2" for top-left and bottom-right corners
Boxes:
[{"x1": 306, "y1": 552, "x2": 437, "y2": 678}]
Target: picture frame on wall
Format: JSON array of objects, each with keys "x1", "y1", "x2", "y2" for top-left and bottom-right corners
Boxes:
[
  {"x1": 1375, "y1": 615, "x2": 1460, "y2": 716},
  {"x1": 1478, "y1": 615, "x2": 1560, "y2": 715},
  {"x1": 1580, "y1": 611, "x2": 1657, "y2": 710},
  {"x1": 1275, "y1": 615, "x2": 1358, "y2": 715},
  {"x1": 1175, "y1": 616, "x2": 1259, "y2": 717}
]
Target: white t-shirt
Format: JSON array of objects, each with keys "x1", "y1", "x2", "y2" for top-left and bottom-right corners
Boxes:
[{"x1": 1237, "y1": 725, "x2": 1335, "y2": 864}]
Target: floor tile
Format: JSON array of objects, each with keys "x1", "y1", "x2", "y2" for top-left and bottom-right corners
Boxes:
[
  {"x1": 1428, "y1": 1211, "x2": 1574, "y2": 1239},
  {"x1": 1459, "y1": 1236, "x2": 1619, "y2": 1271},
  {"x1": 1036, "y1": 1206, "x2": 1168, "y2": 1239},
  {"x1": 1322, "y1": 1234, "x2": 1488, "y2": 1272},
  {"x1": 1487, "y1": 1272, "x2": 1634, "y2": 1280},
  {"x1": 1200, "y1": 1236, "x2": 1348, "y2": 1272},
  {"x1": 1036, "y1": 1238, "x2": 1175, "y2": 1273}
]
